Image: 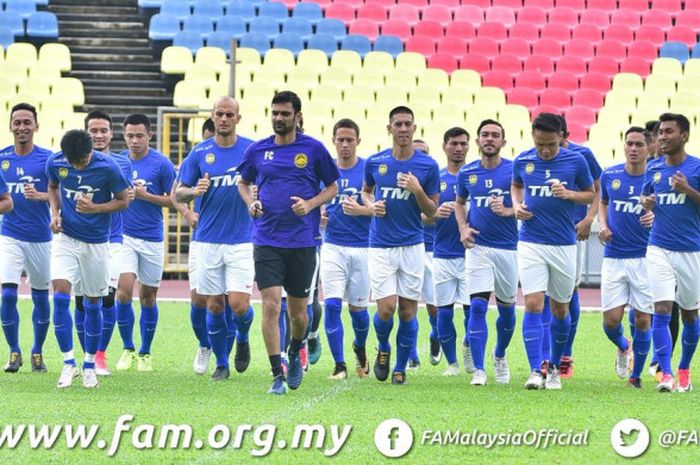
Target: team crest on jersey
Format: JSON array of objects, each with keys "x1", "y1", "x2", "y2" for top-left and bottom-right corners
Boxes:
[
  {"x1": 611, "y1": 179, "x2": 621, "y2": 190},
  {"x1": 653, "y1": 172, "x2": 661, "y2": 183},
  {"x1": 58, "y1": 168, "x2": 69, "y2": 178},
  {"x1": 469, "y1": 174, "x2": 478, "y2": 185},
  {"x1": 378, "y1": 164, "x2": 388, "y2": 175},
  {"x1": 294, "y1": 153, "x2": 308, "y2": 168},
  {"x1": 1, "y1": 160, "x2": 9, "y2": 171},
  {"x1": 525, "y1": 163, "x2": 535, "y2": 175},
  {"x1": 440, "y1": 181, "x2": 447, "y2": 192},
  {"x1": 205, "y1": 153, "x2": 215, "y2": 164}
]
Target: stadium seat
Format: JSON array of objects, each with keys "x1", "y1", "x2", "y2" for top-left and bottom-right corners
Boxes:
[
  {"x1": 515, "y1": 71, "x2": 546, "y2": 91},
  {"x1": 469, "y1": 37, "x2": 500, "y2": 59},
  {"x1": 389, "y1": 5, "x2": 420, "y2": 26},
  {"x1": 596, "y1": 40, "x2": 626, "y2": 62},
  {"x1": 605, "y1": 25, "x2": 634, "y2": 46},
  {"x1": 572, "y1": 24, "x2": 602, "y2": 44},
  {"x1": 259, "y1": 1, "x2": 289, "y2": 25},
  {"x1": 286, "y1": 66, "x2": 321, "y2": 95},
  {"x1": 532, "y1": 39, "x2": 563, "y2": 57},
  {"x1": 660, "y1": 42, "x2": 690, "y2": 64},
  {"x1": 478, "y1": 22, "x2": 508, "y2": 42},
  {"x1": 194, "y1": 0, "x2": 223, "y2": 20},
  {"x1": 381, "y1": 20, "x2": 411, "y2": 41},
  {"x1": 482, "y1": 70, "x2": 514, "y2": 91},
  {"x1": 491, "y1": 54, "x2": 522, "y2": 77},
  {"x1": 161, "y1": 46, "x2": 194, "y2": 74},
  {"x1": 26, "y1": 11, "x2": 58, "y2": 38},
  {"x1": 450, "y1": 68, "x2": 481, "y2": 89},
  {"x1": 325, "y1": 2, "x2": 355, "y2": 22},
  {"x1": 422, "y1": 5, "x2": 453, "y2": 28},
  {"x1": 297, "y1": 48, "x2": 328, "y2": 70},
  {"x1": 373, "y1": 35, "x2": 403, "y2": 57},
  {"x1": 364, "y1": 50, "x2": 394, "y2": 71},
  {"x1": 321, "y1": 66, "x2": 353, "y2": 87},
  {"x1": 0, "y1": 27, "x2": 12, "y2": 47},
  {"x1": 459, "y1": 53, "x2": 489, "y2": 73},
  {"x1": 541, "y1": 24, "x2": 571, "y2": 42},
  {"x1": 667, "y1": 27, "x2": 698, "y2": 48},
  {"x1": 501, "y1": 38, "x2": 531, "y2": 56},
  {"x1": 437, "y1": 36, "x2": 467, "y2": 57},
  {"x1": 273, "y1": 32, "x2": 305, "y2": 56},
  {"x1": 652, "y1": 57, "x2": 684, "y2": 79},
  {"x1": 675, "y1": 10, "x2": 700, "y2": 30},
  {"x1": 429, "y1": 0, "x2": 461, "y2": 8},
  {"x1": 148, "y1": 13, "x2": 180, "y2": 41},
  {"x1": 215, "y1": 15, "x2": 247, "y2": 37},
  {"x1": 564, "y1": 40, "x2": 595, "y2": 61},
  {"x1": 5, "y1": 0, "x2": 35, "y2": 20},
  {"x1": 579, "y1": 72, "x2": 611, "y2": 92},
  {"x1": 239, "y1": 32, "x2": 270, "y2": 55},
  {"x1": 517, "y1": 6, "x2": 547, "y2": 26},
  {"x1": 508, "y1": 23, "x2": 539, "y2": 44},
  {"x1": 357, "y1": 3, "x2": 387, "y2": 22},
  {"x1": 524, "y1": 0, "x2": 554, "y2": 9},
  {"x1": 612, "y1": 73, "x2": 644, "y2": 94},
  {"x1": 38, "y1": 42, "x2": 71, "y2": 72},
  {"x1": 308, "y1": 33, "x2": 339, "y2": 57},
  {"x1": 579, "y1": 9, "x2": 610, "y2": 26},
  {"x1": 474, "y1": 86, "x2": 506, "y2": 108},
  {"x1": 611, "y1": 9, "x2": 641, "y2": 28},
  {"x1": 316, "y1": 18, "x2": 347, "y2": 42},
  {"x1": 634, "y1": 25, "x2": 665, "y2": 45},
  {"x1": 693, "y1": 44, "x2": 700, "y2": 60},
  {"x1": 445, "y1": 21, "x2": 476, "y2": 41},
  {"x1": 249, "y1": 17, "x2": 280, "y2": 40},
  {"x1": 184, "y1": 14, "x2": 214, "y2": 40},
  {"x1": 556, "y1": 56, "x2": 587, "y2": 78},
  {"x1": 173, "y1": 80, "x2": 207, "y2": 108},
  {"x1": 588, "y1": 56, "x2": 619, "y2": 75},
  {"x1": 565, "y1": 107, "x2": 596, "y2": 127},
  {"x1": 587, "y1": 0, "x2": 616, "y2": 10},
  {"x1": 572, "y1": 89, "x2": 604, "y2": 109},
  {"x1": 540, "y1": 88, "x2": 570, "y2": 108},
  {"x1": 620, "y1": 57, "x2": 651, "y2": 76},
  {"x1": 453, "y1": 5, "x2": 484, "y2": 25},
  {"x1": 485, "y1": 6, "x2": 516, "y2": 27},
  {"x1": 6, "y1": 42, "x2": 37, "y2": 64},
  {"x1": 349, "y1": 19, "x2": 380, "y2": 41},
  {"x1": 160, "y1": 0, "x2": 191, "y2": 21},
  {"x1": 405, "y1": 35, "x2": 435, "y2": 56},
  {"x1": 51, "y1": 77, "x2": 85, "y2": 106},
  {"x1": 642, "y1": 10, "x2": 673, "y2": 32},
  {"x1": 225, "y1": 0, "x2": 256, "y2": 22},
  {"x1": 292, "y1": 2, "x2": 323, "y2": 24},
  {"x1": 173, "y1": 31, "x2": 204, "y2": 54},
  {"x1": 281, "y1": 17, "x2": 312, "y2": 41},
  {"x1": 523, "y1": 54, "x2": 554, "y2": 76},
  {"x1": 548, "y1": 7, "x2": 580, "y2": 25},
  {"x1": 627, "y1": 41, "x2": 658, "y2": 63},
  {"x1": 548, "y1": 72, "x2": 579, "y2": 91},
  {"x1": 418, "y1": 68, "x2": 450, "y2": 89},
  {"x1": 413, "y1": 21, "x2": 444, "y2": 39}
]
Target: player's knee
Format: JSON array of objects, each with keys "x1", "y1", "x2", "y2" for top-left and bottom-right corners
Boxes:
[
  {"x1": 634, "y1": 312, "x2": 651, "y2": 331},
  {"x1": 103, "y1": 288, "x2": 116, "y2": 308},
  {"x1": 471, "y1": 292, "x2": 491, "y2": 302},
  {"x1": 1, "y1": 283, "x2": 18, "y2": 290},
  {"x1": 75, "y1": 295, "x2": 84, "y2": 312},
  {"x1": 681, "y1": 309, "x2": 698, "y2": 324}
]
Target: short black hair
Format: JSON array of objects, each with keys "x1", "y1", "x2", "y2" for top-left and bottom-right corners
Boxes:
[
  {"x1": 84, "y1": 110, "x2": 112, "y2": 130},
  {"x1": 201, "y1": 117, "x2": 214, "y2": 136},
  {"x1": 10, "y1": 102, "x2": 38, "y2": 123},
  {"x1": 443, "y1": 127, "x2": 470, "y2": 144},
  {"x1": 61, "y1": 129, "x2": 93, "y2": 164},
  {"x1": 333, "y1": 118, "x2": 360, "y2": 138},
  {"x1": 659, "y1": 112, "x2": 691, "y2": 134},
  {"x1": 555, "y1": 114, "x2": 569, "y2": 137},
  {"x1": 532, "y1": 112, "x2": 563, "y2": 133},
  {"x1": 645, "y1": 120, "x2": 660, "y2": 134},
  {"x1": 476, "y1": 119, "x2": 504, "y2": 139},
  {"x1": 272, "y1": 90, "x2": 302, "y2": 113},
  {"x1": 123, "y1": 113, "x2": 151, "y2": 131},
  {"x1": 625, "y1": 126, "x2": 652, "y2": 145},
  {"x1": 389, "y1": 106, "x2": 414, "y2": 121}
]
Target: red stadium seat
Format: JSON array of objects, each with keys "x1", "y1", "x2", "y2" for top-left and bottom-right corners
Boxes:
[
  {"x1": 454, "y1": 5, "x2": 484, "y2": 25},
  {"x1": 641, "y1": 10, "x2": 673, "y2": 32},
  {"x1": 491, "y1": 53, "x2": 523, "y2": 76},
  {"x1": 401, "y1": 0, "x2": 429, "y2": 7},
  {"x1": 627, "y1": 40, "x2": 658, "y2": 63},
  {"x1": 541, "y1": 23, "x2": 571, "y2": 42},
  {"x1": 517, "y1": 6, "x2": 547, "y2": 26},
  {"x1": 565, "y1": 107, "x2": 596, "y2": 127},
  {"x1": 548, "y1": 72, "x2": 579, "y2": 91},
  {"x1": 572, "y1": 89, "x2": 604, "y2": 109},
  {"x1": 532, "y1": 38, "x2": 563, "y2": 57},
  {"x1": 333, "y1": 0, "x2": 363, "y2": 5},
  {"x1": 469, "y1": 37, "x2": 500, "y2": 59},
  {"x1": 604, "y1": 25, "x2": 635, "y2": 46},
  {"x1": 414, "y1": 21, "x2": 444, "y2": 39},
  {"x1": 619, "y1": 0, "x2": 650, "y2": 9},
  {"x1": 610, "y1": 10, "x2": 641, "y2": 29},
  {"x1": 523, "y1": 54, "x2": 554, "y2": 76},
  {"x1": 596, "y1": 40, "x2": 626, "y2": 61},
  {"x1": 548, "y1": 7, "x2": 578, "y2": 25},
  {"x1": 559, "y1": 0, "x2": 585, "y2": 11},
  {"x1": 501, "y1": 37, "x2": 532, "y2": 56},
  {"x1": 572, "y1": 24, "x2": 602, "y2": 44},
  {"x1": 460, "y1": 53, "x2": 490, "y2": 73},
  {"x1": 651, "y1": 0, "x2": 682, "y2": 11},
  {"x1": 634, "y1": 25, "x2": 665, "y2": 45},
  {"x1": 588, "y1": 56, "x2": 619, "y2": 74},
  {"x1": 478, "y1": 22, "x2": 508, "y2": 42},
  {"x1": 586, "y1": 0, "x2": 616, "y2": 9},
  {"x1": 349, "y1": 19, "x2": 380, "y2": 40},
  {"x1": 532, "y1": 105, "x2": 561, "y2": 118},
  {"x1": 508, "y1": 23, "x2": 539, "y2": 44},
  {"x1": 580, "y1": 9, "x2": 610, "y2": 26},
  {"x1": 463, "y1": 0, "x2": 490, "y2": 6},
  {"x1": 619, "y1": 56, "x2": 651, "y2": 77},
  {"x1": 388, "y1": 4, "x2": 419, "y2": 26},
  {"x1": 356, "y1": 3, "x2": 387, "y2": 22},
  {"x1": 429, "y1": 0, "x2": 461, "y2": 9},
  {"x1": 685, "y1": 0, "x2": 700, "y2": 9},
  {"x1": 675, "y1": 10, "x2": 700, "y2": 30},
  {"x1": 515, "y1": 71, "x2": 546, "y2": 90},
  {"x1": 539, "y1": 88, "x2": 571, "y2": 107},
  {"x1": 485, "y1": 6, "x2": 516, "y2": 27},
  {"x1": 437, "y1": 36, "x2": 468, "y2": 56},
  {"x1": 564, "y1": 40, "x2": 595, "y2": 61},
  {"x1": 667, "y1": 27, "x2": 698, "y2": 47},
  {"x1": 381, "y1": 20, "x2": 411, "y2": 40},
  {"x1": 567, "y1": 123, "x2": 587, "y2": 143},
  {"x1": 482, "y1": 70, "x2": 514, "y2": 91},
  {"x1": 362, "y1": 0, "x2": 393, "y2": 6},
  {"x1": 422, "y1": 5, "x2": 453, "y2": 27},
  {"x1": 507, "y1": 88, "x2": 539, "y2": 112},
  {"x1": 433, "y1": 54, "x2": 464, "y2": 73},
  {"x1": 579, "y1": 72, "x2": 611, "y2": 92},
  {"x1": 524, "y1": 0, "x2": 554, "y2": 10},
  {"x1": 325, "y1": 3, "x2": 355, "y2": 21},
  {"x1": 492, "y1": 0, "x2": 523, "y2": 7},
  {"x1": 556, "y1": 56, "x2": 587, "y2": 78},
  {"x1": 405, "y1": 35, "x2": 436, "y2": 55},
  {"x1": 445, "y1": 21, "x2": 476, "y2": 40}
]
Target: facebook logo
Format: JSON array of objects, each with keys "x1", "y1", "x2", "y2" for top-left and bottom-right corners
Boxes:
[{"x1": 374, "y1": 419, "x2": 413, "y2": 458}]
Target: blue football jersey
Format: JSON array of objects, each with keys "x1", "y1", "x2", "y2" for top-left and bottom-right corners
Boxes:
[
  {"x1": 176, "y1": 156, "x2": 202, "y2": 242},
  {"x1": 433, "y1": 169, "x2": 464, "y2": 259},
  {"x1": 568, "y1": 142, "x2": 602, "y2": 223},
  {"x1": 324, "y1": 157, "x2": 371, "y2": 248},
  {"x1": 108, "y1": 151, "x2": 133, "y2": 244}
]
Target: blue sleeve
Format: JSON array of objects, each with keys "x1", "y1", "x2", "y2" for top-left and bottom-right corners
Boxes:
[
  {"x1": 642, "y1": 165, "x2": 655, "y2": 195},
  {"x1": 424, "y1": 162, "x2": 440, "y2": 196},
  {"x1": 122, "y1": 158, "x2": 133, "y2": 186},
  {"x1": 0, "y1": 171, "x2": 7, "y2": 194},
  {"x1": 600, "y1": 171, "x2": 609, "y2": 203},
  {"x1": 456, "y1": 170, "x2": 468, "y2": 199},
  {"x1": 585, "y1": 151, "x2": 603, "y2": 181},
  {"x1": 364, "y1": 157, "x2": 375, "y2": 188},
  {"x1": 46, "y1": 158, "x2": 58, "y2": 184},
  {"x1": 162, "y1": 159, "x2": 176, "y2": 193},
  {"x1": 575, "y1": 156, "x2": 593, "y2": 190},
  {"x1": 178, "y1": 152, "x2": 200, "y2": 187},
  {"x1": 109, "y1": 160, "x2": 130, "y2": 194},
  {"x1": 512, "y1": 158, "x2": 522, "y2": 185},
  {"x1": 238, "y1": 146, "x2": 257, "y2": 183},
  {"x1": 315, "y1": 145, "x2": 340, "y2": 186}
]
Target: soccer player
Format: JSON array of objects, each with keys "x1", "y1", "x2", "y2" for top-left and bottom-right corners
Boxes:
[
  {"x1": 238, "y1": 91, "x2": 339, "y2": 394},
  {"x1": 321, "y1": 118, "x2": 372, "y2": 380},
  {"x1": 641, "y1": 113, "x2": 700, "y2": 393},
  {"x1": 79, "y1": 110, "x2": 133, "y2": 376},
  {"x1": 201, "y1": 117, "x2": 215, "y2": 140},
  {"x1": 512, "y1": 113, "x2": 594, "y2": 390},
  {"x1": 410, "y1": 138, "x2": 441, "y2": 369},
  {"x1": 599, "y1": 127, "x2": 655, "y2": 388},
  {"x1": 0, "y1": 103, "x2": 50, "y2": 373},
  {"x1": 115, "y1": 114, "x2": 176, "y2": 372},
  {"x1": 176, "y1": 96, "x2": 255, "y2": 381},
  {"x1": 362, "y1": 106, "x2": 440, "y2": 385},
  {"x1": 429, "y1": 127, "x2": 471, "y2": 377},
  {"x1": 48, "y1": 129, "x2": 130, "y2": 388},
  {"x1": 456, "y1": 119, "x2": 519, "y2": 385}
]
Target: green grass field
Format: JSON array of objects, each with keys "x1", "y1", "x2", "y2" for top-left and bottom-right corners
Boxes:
[{"x1": 1, "y1": 299, "x2": 698, "y2": 465}]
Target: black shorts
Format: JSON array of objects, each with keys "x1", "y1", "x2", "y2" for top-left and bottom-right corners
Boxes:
[{"x1": 254, "y1": 246, "x2": 319, "y2": 298}]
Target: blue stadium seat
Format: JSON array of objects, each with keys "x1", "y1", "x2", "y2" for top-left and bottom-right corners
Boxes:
[
  {"x1": 316, "y1": 18, "x2": 347, "y2": 42},
  {"x1": 173, "y1": 30, "x2": 204, "y2": 54},
  {"x1": 274, "y1": 32, "x2": 305, "y2": 57},
  {"x1": 660, "y1": 41, "x2": 690, "y2": 64},
  {"x1": 248, "y1": 16, "x2": 280, "y2": 40},
  {"x1": 342, "y1": 34, "x2": 371, "y2": 57},
  {"x1": 149, "y1": 13, "x2": 181, "y2": 41},
  {"x1": 693, "y1": 43, "x2": 700, "y2": 59},
  {"x1": 292, "y1": 3, "x2": 323, "y2": 24},
  {"x1": 258, "y1": 1, "x2": 288, "y2": 25},
  {"x1": 26, "y1": 11, "x2": 59, "y2": 39},
  {"x1": 308, "y1": 33, "x2": 338, "y2": 57},
  {"x1": 373, "y1": 35, "x2": 403, "y2": 57},
  {"x1": 0, "y1": 27, "x2": 13, "y2": 48},
  {"x1": 207, "y1": 30, "x2": 237, "y2": 55},
  {"x1": 160, "y1": 0, "x2": 192, "y2": 21},
  {"x1": 224, "y1": 0, "x2": 257, "y2": 22},
  {"x1": 239, "y1": 31, "x2": 270, "y2": 55},
  {"x1": 193, "y1": 0, "x2": 224, "y2": 20},
  {"x1": 282, "y1": 17, "x2": 313, "y2": 42},
  {"x1": 5, "y1": 0, "x2": 35, "y2": 20},
  {"x1": 215, "y1": 15, "x2": 246, "y2": 38},
  {"x1": 0, "y1": 11, "x2": 24, "y2": 36},
  {"x1": 184, "y1": 14, "x2": 214, "y2": 40}
]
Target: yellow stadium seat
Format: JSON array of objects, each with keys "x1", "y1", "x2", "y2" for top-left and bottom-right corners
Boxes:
[
  {"x1": 683, "y1": 58, "x2": 700, "y2": 76},
  {"x1": 320, "y1": 67, "x2": 353, "y2": 87},
  {"x1": 632, "y1": 103, "x2": 666, "y2": 126},
  {"x1": 432, "y1": 101, "x2": 466, "y2": 124},
  {"x1": 395, "y1": 51, "x2": 426, "y2": 71},
  {"x1": 236, "y1": 113, "x2": 259, "y2": 138},
  {"x1": 38, "y1": 43, "x2": 71, "y2": 72},
  {"x1": 385, "y1": 66, "x2": 421, "y2": 84},
  {"x1": 27, "y1": 63, "x2": 61, "y2": 84},
  {"x1": 251, "y1": 67, "x2": 286, "y2": 90},
  {"x1": 409, "y1": 86, "x2": 441, "y2": 107},
  {"x1": 262, "y1": 49, "x2": 296, "y2": 74},
  {"x1": 5, "y1": 43, "x2": 37, "y2": 67},
  {"x1": 474, "y1": 87, "x2": 506, "y2": 109},
  {"x1": 59, "y1": 112, "x2": 86, "y2": 131},
  {"x1": 612, "y1": 73, "x2": 644, "y2": 95},
  {"x1": 309, "y1": 84, "x2": 343, "y2": 103},
  {"x1": 637, "y1": 91, "x2": 670, "y2": 110},
  {"x1": 363, "y1": 51, "x2": 394, "y2": 72},
  {"x1": 184, "y1": 65, "x2": 218, "y2": 90},
  {"x1": 243, "y1": 85, "x2": 276, "y2": 105},
  {"x1": 195, "y1": 46, "x2": 228, "y2": 74},
  {"x1": 410, "y1": 102, "x2": 433, "y2": 123},
  {"x1": 161, "y1": 46, "x2": 193, "y2": 75},
  {"x1": 50, "y1": 78, "x2": 85, "y2": 106},
  {"x1": 417, "y1": 68, "x2": 450, "y2": 91},
  {"x1": 330, "y1": 50, "x2": 362, "y2": 72},
  {"x1": 173, "y1": 80, "x2": 207, "y2": 109},
  {"x1": 1, "y1": 59, "x2": 30, "y2": 80},
  {"x1": 234, "y1": 47, "x2": 261, "y2": 66},
  {"x1": 375, "y1": 90, "x2": 409, "y2": 110},
  {"x1": 18, "y1": 78, "x2": 51, "y2": 99},
  {"x1": 441, "y1": 87, "x2": 476, "y2": 108},
  {"x1": 366, "y1": 104, "x2": 392, "y2": 123},
  {"x1": 644, "y1": 74, "x2": 676, "y2": 97},
  {"x1": 450, "y1": 69, "x2": 481, "y2": 89},
  {"x1": 0, "y1": 80, "x2": 15, "y2": 98},
  {"x1": 677, "y1": 75, "x2": 700, "y2": 95},
  {"x1": 651, "y1": 57, "x2": 683, "y2": 80},
  {"x1": 209, "y1": 80, "x2": 235, "y2": 100},
  {"x1": 344, "y1": 85, "x2": 375, "y2": 106},
  {"x1": 498, "y1": 104, "x2": 530, "y2": 124},
  {"x1": 352, "y1": 70, "x2": 385, "y2": 90},
  {"x1": 604, "y1": 90, "x2": 637, "y2": 111},
  {"x1": 384, "y1": 72, "x2": 415, "y2": 94},
  {"x1": 286, "y1": 67, "x2": 321, "y2": 97},
  {"x1": 297, "y1": 49, "x2": 329, "y2": 71},
  {"x1": 466, "y1": 107, "x2": 499, "y2": 133},
  {"x1": 333, "y1": 102, "x2": 365, "y2": 123},
  {"x1": 596, "y1": 106, "x2": 630, "y2": 130},
  {"x1": 588, "y1": 124, "x2": 623, "y2": 146},
  {"x1": 41, "y1": 97, "x2": 76, "y2": 117}
]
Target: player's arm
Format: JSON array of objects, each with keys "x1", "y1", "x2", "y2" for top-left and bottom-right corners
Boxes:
[
  {"x1": 76, "y1": 189, "x2": 129, "y2": 214},
  {"x1": 671, "y1": 171, "x2": 700, "y2": 206},
  {"x1": 47, "y1": 180, "x2": 62, "y2": 232},
  {"x1": 576, "y1": 178, "x2": 600, "y2": 240},
  {"x1": 174, "y1": 175, "x2": 210, "y2": 203},
  {"x1": 170, "y1": 183, "x2": 199, "y2": 229},
  {"x1": 597, "y1": 198, "x2": 612, "y2": 243},
  {"x1": 22, "y1": 184, "x2": 49, "y2": 202},
  {"x1": 238, "y1": 179, "x2": 263, "y2": 218},
  {"x1": 362, "y1": 182, "x2": 385, "y2": 217},
  {"x1": 0, "y1": 192, "x2": 12, "y2": 214},
  {"x1": 290, "y1": 182, "x2": 338, "y2": 216},
  {"x1": 134, "y1": 183, "x2": 174, "y2": 208},
  {"x1": 455, "y1": 194, "x2": 478, "y2": 248},
  {"x1": 511, "y1": 181, "x2": 533, "y2": 220},
  {"x1": 341, "y1": 195, "x2": 372, "y2": 217},
  {"x1": 552, "y1": 183, "x2": 595, "y2": 204},
  {"x1": 398, "y1": 172, "x2": 437, "y2": 217}
]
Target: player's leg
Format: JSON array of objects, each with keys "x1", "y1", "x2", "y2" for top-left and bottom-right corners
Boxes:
[
  {"x1": 1, "y1": 237, "x2": 25, "y2": 372},
  {"x1": 188, "y1": 241, "x2": 212, "y2": 373},
  {"x1": 424, "y1": 252, "x2": 440, "y2": 366},
  {"x1": 347, "y1": 247, "x2": 371, "y2": 378},
  {"x1": 467, "y1": 290, "x2": 490, "y2": 385},
  {"x1": 392, "y1": 244, "x2": 424, "y2": 385},
  {"x1": 134, "y1": 238, "x2": 164, "y2": 371},
  {"x1": 541, "y1": 295, "x2": 551, "y2": 369},
  {"x1": 24, "y1": 240, "x2": 51, "y2": 372},
  {"x1": 51, "y1": 234, "x2": 80, "y2": 388},
  {"x1": 115, "y1": 237, "x2": 138, "y2": 370},
  {"x1": 369, "y1": 247, "x2": 399, "y2": 382},
  {"x1": 600, "y1": 258, "x2": 632, "y2": 379},
  {"x1": 307, "y1": 272, "x2": 323, "y2": 365},
  {"x1": 628, "y1": 259, "x2": 654, "y2": 388},
  {"x1": 434, "y1": 257, "x2": 462, "y2": 377},
  {"x1": 321, "y1": 243, "x2": 349, "y2": 379},
  {"x1": 674, "y1": 251, "x2": 700, "y2": 392},
  {"x1": 225, "y1": 242, "x2": 255, "y2": 374},
  {"x1": 560, "y1": 240, "x2": 586, "y2": 376},
  {"x1": 95, "y1": 242, "x2": 122, "y2": 375},
  {"x1": 492, "y1": 248, "x2": 518, "y2": 385}
]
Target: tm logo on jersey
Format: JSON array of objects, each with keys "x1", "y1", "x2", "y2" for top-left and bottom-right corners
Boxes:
[
  {"x1": 473, "y1": 188, "x2": 510, "y2": 207},
  {"x1": 6, "y1": 175, "x2": 41, "y2": 194},
  {"x1": 612, "y1": 197, "x2": 643, "y2": 214},
  {"x1": 379, "y1": 187, "x2": 411, "y2": 200},
  {"x1": 656, "y1": 192, "x2": 687, "y2": 205},
  {"x1": 64, "y1": 185, "x2": 101, "y2": 200},
  {"x1": 331, "y1": 187, "x2": 360, "y2": 204},
  {"x1": 528, "y1": 180, "x2": 568, "y2": 197},
  {"x1": 209, "y1": 167, "x2": 241, "y2": 188}
]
